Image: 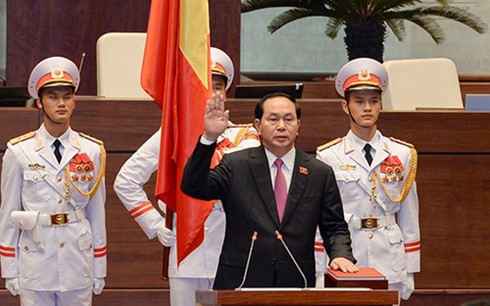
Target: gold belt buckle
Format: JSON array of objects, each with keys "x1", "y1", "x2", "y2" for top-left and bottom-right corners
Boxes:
[
  {"x1": 50, "y1": 213, "x2": 69, "y2": 226},
  {"x1": 361, "y1": 217, "x2": 379, "y2": 230}
]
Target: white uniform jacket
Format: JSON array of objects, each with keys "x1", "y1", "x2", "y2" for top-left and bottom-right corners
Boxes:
[
  {"x1": 0, "y1": 124, "x2": 107, "y2": 291},
  {"x1": 316, "y1": 130, "x2": 420, "y2": 284},
  {"x1": 113, "y1": 124, "x2": 259, "y2": 278}
]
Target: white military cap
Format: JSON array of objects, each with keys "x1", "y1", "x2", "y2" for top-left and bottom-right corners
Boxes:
[
  {"x1": 28, "y1": 56, "x2": 80, "y2": 99},
  {"x1": 210, "y1": 47, "x2": 234, "y2": 90},
  {"x1": 335, "y1": 57, "x2": 388, "y2": 97}
]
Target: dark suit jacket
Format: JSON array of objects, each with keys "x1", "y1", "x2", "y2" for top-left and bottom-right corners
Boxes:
[{"x1": 181, "y1": 141, "x2": 355, "y2": 289}]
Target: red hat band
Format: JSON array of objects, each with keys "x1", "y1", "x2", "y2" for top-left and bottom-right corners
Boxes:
[
  {"x1": 36, "y1": 68, "x2": 76, "y2": 91},
  {"x1": 343, "y1": 70, "x2": 382, "y2": 92},
  {"x1": 211, "y1": 61, "x2": 228, "y2": 79}
]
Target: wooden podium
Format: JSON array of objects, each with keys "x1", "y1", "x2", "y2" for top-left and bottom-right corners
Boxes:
[{"x1": 196, "y1": 289, "x2": 398, "y2": 306}]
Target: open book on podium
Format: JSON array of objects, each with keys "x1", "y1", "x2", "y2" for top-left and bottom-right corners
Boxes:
[{"x1": 325, "y1": 267, "x2": 388, "y2": 289}]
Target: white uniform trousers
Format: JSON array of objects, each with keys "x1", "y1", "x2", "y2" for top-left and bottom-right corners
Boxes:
[
  {"x1": 20, "y1": 287, "x2": 92, "y2": 306},
  {"x1": 169, "y1": 277, "x2": 214, "y2": 306}
]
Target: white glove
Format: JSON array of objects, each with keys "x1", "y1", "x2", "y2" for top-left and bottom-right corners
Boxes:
[
  {"x1": 5, "y1": 277, "x2": 20, "y2": 296},
  {"x1": 157, "y1": 222, "x2": 176, "y2": 247},
  {"x1": 315, "y1": 275, "x2": 325, "y2": 288},
  {"x1": 400, "y1": 273, "x2": 415, "y2": 300},
  {"x1": 93, "y1": 278, "x2": 105, "y2": 295}
]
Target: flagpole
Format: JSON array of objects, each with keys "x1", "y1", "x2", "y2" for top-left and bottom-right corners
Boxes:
[{"x1": 161, "y1": 208, "x2": 174, "y2": 279}]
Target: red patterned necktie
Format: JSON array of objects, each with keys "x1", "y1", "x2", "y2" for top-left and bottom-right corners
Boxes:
[{"x1": 274, "y1": 159, "x2": 287, "y2": 221}]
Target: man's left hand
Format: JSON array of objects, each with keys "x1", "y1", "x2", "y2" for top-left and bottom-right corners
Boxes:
[{"x1": 330, "y1": 257, "x2": 359, "y2": 273}]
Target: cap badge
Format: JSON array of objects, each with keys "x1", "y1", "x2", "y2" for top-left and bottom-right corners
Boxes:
[
  {"x1": 51, "y1": 68, "x2": 64, "y2": 79},
  {"x1": 358, "y1": 70, "x2": 371, "y2": 81}
]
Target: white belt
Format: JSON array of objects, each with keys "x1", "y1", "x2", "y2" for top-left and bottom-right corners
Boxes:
[
  {"x1": 351, "y1": 214, "x2": 396, "y2": 230},
  {"x1": 39, "y1": 210, "x2": 86, "y2": 226}
]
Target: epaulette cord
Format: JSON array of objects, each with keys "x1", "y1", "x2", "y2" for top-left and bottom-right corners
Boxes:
[
  {"x1": 374, "y1": 147, "x2": 418, "y2": 203},
  {"x1": 233, "y1": 124, "x2": 257, "y2": 147},
  {"x1": 79, "y1": 132, "x2": 104, "y2": 145},
  {"x1": 317, "y1": 138, "x2": 342, "y2": 152},
  {"x1": 389, "y1": 137, "x2": 414, "y2": 148},
  {"x1": 9, "y1": 131, "x2": 36, "y2": 145}
]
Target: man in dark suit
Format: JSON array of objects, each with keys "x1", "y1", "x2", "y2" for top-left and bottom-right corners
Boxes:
[{"x1": 181, "y1": 92, "x2": 357, "y2": 289}]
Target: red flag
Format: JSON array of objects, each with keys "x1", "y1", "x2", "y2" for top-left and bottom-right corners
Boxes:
[{"x1": 141, "y1": 0, "x2": 214, "y2": 265}]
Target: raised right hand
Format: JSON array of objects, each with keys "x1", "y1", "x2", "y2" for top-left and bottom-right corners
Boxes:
[{"x1": 203, "y1": 91, "x2": 229, "y2": 142}]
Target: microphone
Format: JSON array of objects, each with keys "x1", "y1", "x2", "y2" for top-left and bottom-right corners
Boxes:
[
  {"x1": 236, "y1": 231, "x2": 258, "y2": 290},
  {"x1": 275, "y1": 230, "x2": 308, "y2": 288}
]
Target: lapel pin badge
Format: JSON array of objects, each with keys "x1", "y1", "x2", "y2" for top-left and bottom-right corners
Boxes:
[{"x1": 299, "y1": 166, "x2": 308, "y2": 175}]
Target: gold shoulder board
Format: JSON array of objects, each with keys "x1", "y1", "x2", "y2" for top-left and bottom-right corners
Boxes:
[
  {"x1": 228, "y1": 122, "x2": 253, "y2": 128},
  {"x1": 79, "y1": 132, "x2": 104, "y2": 145},
  {"x1": 317, "y1": 138, "x2": 342, "y2": 152},
  {"x1": 389, "y1": 137, "x2": 414, "y2": 148},
  {"x1": 9, "y1": 131, "x2": 36, "y2": 145}
]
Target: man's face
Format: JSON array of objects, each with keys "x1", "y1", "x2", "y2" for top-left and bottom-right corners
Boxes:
[
  {"x1": 342, "y1": 90, "x2": 381, "y2": 127},
  {"x1": 36, "y1": 86, "x2": 75, "y2": 124},
  {"x1": 212, "y1": 75, "x2": 227, "y2": 99},
  {"x1": 254, "y1": 96, "x2": 300, "y2": 157}
]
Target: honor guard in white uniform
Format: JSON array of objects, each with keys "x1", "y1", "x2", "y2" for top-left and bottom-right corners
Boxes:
[
  {"x1": 113, "y1": 47, "x2": 260, "y2": 306},
  {"x1": 0, "y1": 56, "x2": 107, "y2": 306},
  {"x1": 316, "y1": 58, "x2": 420, "y2": 302}
]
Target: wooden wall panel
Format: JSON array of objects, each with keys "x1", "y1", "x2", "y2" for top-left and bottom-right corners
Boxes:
[
  {"x1": 403, "y1": 290, "x2": 490, "y2": 306},
  {"x1": 6, "y1": 0, "x2": 241, "y2": 95},
  {"x1": 225, "y1": 99, "x2": 490, "y2": 154},
  {"x1": 0, "y1": 107, "x2": 40, "y2": 151},
  {"x1": 416, "y1": 156, "x2": 490, "y2": 288},
  {"x1": 6, "y1": 0, "x2": 151, "y2": 94},
  {"x1": 1, "y1": 99, "x2": 489, "y2": 299},
  {"x1": 104, "y1": 154, "x2": 167, "y2": 289},
  {"x1": 209, "y1": 0, "x2": 241, "y2": 96},
  {"x1": 71, "y1": 98, "x2": 161, "y2": 152}
]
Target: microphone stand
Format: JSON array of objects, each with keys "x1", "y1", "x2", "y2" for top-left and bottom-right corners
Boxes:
[{"x1": 236, "y1": 231, "x2": 258, "y2": 289}]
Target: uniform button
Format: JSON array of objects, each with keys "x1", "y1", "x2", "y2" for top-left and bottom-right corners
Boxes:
[
  {"x1": 368, "y1": 233, "x2": 374, "y2": 240},
  {"x1": 58, "y1": 198, "x2": 63, "y2": 204},
  {"x1": 59, "y1": 242, "x2": 65, "y2": 248},
  {"x1": 57, "y1": 176, "x2": 62, "y2": 182},
  {"x1": 24, "y1": 246, "x2": 29, "y2": 251},
  {"x1": 271, "y1": 258, "x2": 277, "y2": 265},
  {"x1": 89, "y1": 243, "x2": 93, "y2": 249},
  {"x1": 33, "y1": 176, "x2": 38, "y2": 181},
  {"x1": 204, "y1": 227, "x2": 209, "y2": 233}
]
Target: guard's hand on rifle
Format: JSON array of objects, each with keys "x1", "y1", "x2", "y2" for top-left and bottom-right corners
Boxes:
[{"x1": 157, "y1": 222, "x2": 176, "y2": 247}]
